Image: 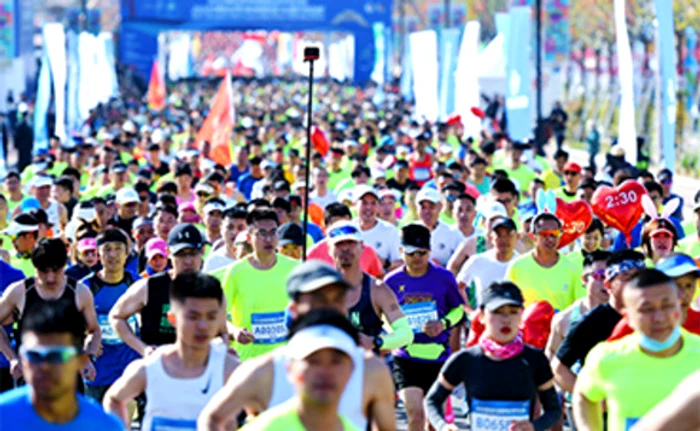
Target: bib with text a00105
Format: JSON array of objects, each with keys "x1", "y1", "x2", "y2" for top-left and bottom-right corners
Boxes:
[
  {"x1": 470, "y1": 398, "x2": 529, "y2": 431},
  {"x1": 251, "y1": 312, "x2": 288, "y2": 344}
]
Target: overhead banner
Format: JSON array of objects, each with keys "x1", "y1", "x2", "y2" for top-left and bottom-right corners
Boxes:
[
  {"x1": 371, "y1": 22, "x2": 386, "y2": 84},
  {"x1": 33, "y1": 51, "x2": 51, "y2": 155},
  {"x1": 614, "y1": 0, "x2": 637, "y2": 164},
  {"x1": 438, "y1": 28, "x2": 461, "y2": 120},
  {"x1": 656, "y1": 0, "x2": 676, "y2": 171},
  {"x1": 66, "y1": 31, "x2": 81, "y2": 135},
  {"x1": 44, "y1": 24, "x2": 67, "y2": 142},
  {"x1": 505, "y1": 7, "x2": 532, "y2": 142},
  {"x1": 119, "y1": 0, "x2": 393, "y2": 84},
  {"x1": 400, "y1": 34, "x2": 413, "y2": 101},
  {"x1": 410, "y1": 30, "x2": 439, "y2": 123},
  {"x1": 455, "y1": 21, "x2": 481, "y2": 139}
]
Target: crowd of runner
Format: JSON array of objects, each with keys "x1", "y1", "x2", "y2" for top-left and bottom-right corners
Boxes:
[{"x1": 0, "y1": 78, "x2": 699, "y2": 431}]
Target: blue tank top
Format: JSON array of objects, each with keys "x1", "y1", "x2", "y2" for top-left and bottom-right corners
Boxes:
[
  {"x1": 348, "y1": 273, "x2": 384, "y2": 338},
  {"x1": 0, "y1": 386, "x2": 123, "y2": 430},
  {"x1": 81, "y1": 271, "x2": 141, "y2": 387}
]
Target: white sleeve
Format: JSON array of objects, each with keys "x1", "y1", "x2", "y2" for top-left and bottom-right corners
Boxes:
[
  {"x1": 456, "y1": 256, "x2": 477, "y2": 285},
  {"x1": 388, "y1": 227, "x2": 402, "y2": 262}
]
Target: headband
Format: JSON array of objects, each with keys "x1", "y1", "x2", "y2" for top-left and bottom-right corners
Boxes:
[{"x1": 605, "y1": 259, "x2": 646, "y2": 282}]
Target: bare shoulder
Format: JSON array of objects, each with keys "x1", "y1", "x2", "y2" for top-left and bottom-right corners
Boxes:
[
  {"x1": 229, "y1": 351, "x2": 275, "y2": 385},
  {"x1": 2, "y1": 279, "x2": 26, "y2": 300}
]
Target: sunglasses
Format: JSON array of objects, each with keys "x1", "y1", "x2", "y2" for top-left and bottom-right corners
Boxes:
[
  {"x1": 564, "y1": 171, "x2": 579, "y2": 177},
  {"x1": 584, "y1": 269, "x2": 606, "y2": 281},
  {"x1": 197, "y1": 192, "x2": 211, "y2": 198},
  {"x1": 406, "y1": 250, "x2": 429, "y2": 257},
  {"x1": 497, "y1": 198, "x2": 513, "y2": 206},
  {"x1": 328, "y1": 225, "x2": 359, "y2": 238},
  {"x1": 20, "y1": 345, "x2": 79, "y2": 364},
  {"x1": 537, "y1": 229, "x2": 562, "y2": 238}
]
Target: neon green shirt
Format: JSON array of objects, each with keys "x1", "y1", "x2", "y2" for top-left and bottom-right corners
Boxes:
[
  {"x1": 215, "y1": 254, "x2": 298, "y2": 361},
  {"x1": 554, "y1": 187, "x2": 578, "y2": 203},
  {"x1": 10, "y1": 255, "x2": 35, "y2": 278},
  {"x1": 505, "y1": 252, "x2": 582, "y2": 311},
  {"x1": 327, "y1": 167, "x2": 351, "y2": 191},
  {"x1": 678, "y1": 235, "x2": 700, "y2": 259},
  {"x1": 503, "y1": 164, "x2": 538, "y2": 193},
  {"x1": 6, "y1": 197, "x2": 22, "y2": 220},
  {"x1": 241, "y1": 400, "x2": 359, "y2": 431},
  {"x1": 576, "y1": 331, "x2": 700, "y2": 431},
  {"x1": 541, "y1": 169, "x2": 563, "y2": 190}
]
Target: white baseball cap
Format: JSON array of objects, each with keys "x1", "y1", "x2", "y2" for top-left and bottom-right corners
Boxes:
[
  {"x1": 353, "y1": 184, "x2": 379, "y2": 203},
  {"x1": 286, "y1": 324, "x2": 357, "y2": 363},
  {"x1": 327, "y1": 221, "x2": 362, "y2": 245},
  {"x1": 416, "y1": 187, "x2": 442, "y2": 204},
  {"x1": 32, "y1": 175, "x2": 53, "y2": 189},
  {"x1": 203, "y1": 200, "x2": 225, "y2": 215},
  {"x1": 116, "y1": 188, "x2": 139, "y2": 205},
  {"x1": 483, "y1": 202, "x2": 508, "y2": 220}
]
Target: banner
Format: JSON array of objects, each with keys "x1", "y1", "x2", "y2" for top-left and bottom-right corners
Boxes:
[
  {"x1": 33, "y1": 51, "x2": 51, "y2": 155},
  {"x1": 438, "y1": 28, "x2": 461, "y2": 120},
  {"x1": 656, "y1": 0, "x2": 676, "y2": 171},
  {"x1": 147, "y1": 60, "x2": 166, "y2": 110},
  {"x1": 371, "y1": 22, "x2": 386, "y2": 84},
  {"x1": 196, "y1": 72, "x2": 235, "y2": 166},
  {"x1": 44, "y1": 24, "x2": 67, "y2": 142},
  {"x1": 505, "y1": 7, "x2": 532, "y2": 142},
  {"x1": 455, "y1": 21, "x2": 481, "y2": 139},
  {"x1": 410, "y1": 30, "x2": 439, "y2": 123},
  {"x1": 614, "y1": 0, "x2": 637, "y2": 164},
  {"x1": 66, "y1": 31, "x2": 81, "y2": 135},
  {"x1": 400, "y1": 34, "x2": 413, "y2": 100},
  {"x1": 545, "y1": 0, "x2": 570, "y2": 63},
  {"x1": 100, "y1": 33, "x2": 119, "y2": 99}
]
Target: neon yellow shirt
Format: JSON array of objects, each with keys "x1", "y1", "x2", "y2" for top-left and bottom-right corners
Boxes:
[
  {"x1": 215, "y1": 254, "x2": 298, "y2": 361},
  {"x1": 541, "y1": 169, "x2": 563, "y2": 190},
  {"x1": 576, "y1": 331, "x2": 700, "y2": 431},
  {"x1": 678, "y1": 235, "x2": 700, "y2": 259},
  {"x1": 505, "y1": 252, "x2": 582, "y2": 311},
  {"x1": 553, "y1": 187, "x2": 578, "y2": 203},
  {"x1": 241, "y1": 400, "x2": 359, "y2": 431},
  {"x1": 6, "y1": 197, "x2": 22, "y2": 220},
  {"x1": 10, "y1": 255, "x2": 35, "y2": 278},
  {"x1": 503, "y1": 164, "x2": 537, "y2": 193},
  {"x1": 327, "y1": 167, "x2": 351, "y2": 191}
]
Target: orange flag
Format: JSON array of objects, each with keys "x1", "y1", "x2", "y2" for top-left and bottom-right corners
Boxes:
[
  {"x1": 311, "y1": 126, "x2": 329, "y2": 157},
  {"x1": 196, "y1": 72, "x2": 235, "y2": 166},
  {"x1": 146, "y1": 60, "x2": 166, "y2": 111}
]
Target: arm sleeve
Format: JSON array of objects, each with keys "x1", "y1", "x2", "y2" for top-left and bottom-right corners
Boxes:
[
  {"x1": 532, "y1": 387, "x2": 561, "y2": 431},
  {"x1": 443, "y1": 307, "x2": 465, "y2": 329},
  {"x1": 380, "y1": 317, "x2": 413, "y2": 350},
  {"x1": 425, "y1": 380, "x2": 452, "y2": 431}
]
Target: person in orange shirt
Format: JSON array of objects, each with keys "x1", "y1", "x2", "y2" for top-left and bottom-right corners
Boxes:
[
  {"x1": 608, "y1": 253, "x2": 700, "y2": 340},
  {"x1": 307, "y1": 202, "x2": 384, "y2": 279}
]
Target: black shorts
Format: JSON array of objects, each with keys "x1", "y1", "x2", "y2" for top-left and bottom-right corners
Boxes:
[{"x1": 392, "y1": 355, "x2": 444, "y2": 394}]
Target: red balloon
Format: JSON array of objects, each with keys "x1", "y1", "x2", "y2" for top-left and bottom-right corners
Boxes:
[
  {"x1": 555, "y1": 198, "x2": 593, "y2": 249},
  {"x1": 591, "y1": 180, "x2": 647, "y2": 242},
  {"x1": 470, "y1": 107, "x2": 486, "y2": 119}
]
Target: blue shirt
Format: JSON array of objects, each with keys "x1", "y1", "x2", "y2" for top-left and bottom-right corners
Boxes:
[
  {"x1": 0, "y1": 261, "x2": 24, "y2": 368},
  {"x1": 229, "y1": 164, "x2": 248, "y2": 184},
  {"x1": 0, "y1": 386, "x2": 124, "y2": 430},
  {"x1": 613, "y1": 217, "x2": 686, "y2": 250},
  {"x1": 237, "y1": 173, "x2": 262, "y2": 200}
]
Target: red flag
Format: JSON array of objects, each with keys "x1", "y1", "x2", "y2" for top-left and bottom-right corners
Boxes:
[
  {"x1": 196, "y1": 72, "x2": 235, "y2": 166},
  {"x1": 311, "y1": 126, "x2": 329, "y2": 157},
  {"x1": 146, "y1": 60, "x2": 166, "y2": 111}
]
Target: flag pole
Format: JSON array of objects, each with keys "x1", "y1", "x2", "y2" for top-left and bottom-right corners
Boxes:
[{"x1": 302, "y1": 47, "x2": 320, "y2": 261}]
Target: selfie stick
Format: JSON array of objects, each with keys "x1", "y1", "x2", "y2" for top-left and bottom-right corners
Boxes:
[{"x1": 302, "y1": 47, "x2": 320, "y2": 261}]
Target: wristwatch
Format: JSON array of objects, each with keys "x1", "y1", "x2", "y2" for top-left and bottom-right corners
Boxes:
[{"x1": 373, "y1": 336, "x2": 384, "y2": 350}]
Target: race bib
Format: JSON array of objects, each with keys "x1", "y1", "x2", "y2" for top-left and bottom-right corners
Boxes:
[
  {"x1": 98, "y1": 314, "x2": 137, "y2": 345},
  {"x1": 470, "y1": 398, "x2": 529, "y2": 431},
  {"x1": 150, "y1": 417, "x2": 196, "y2": 431},
  {"x1": 413, "y1": 167, "x2": 431, "y2": 181},
  {"x1": 402, "y1": 301, "x2": 438, "y2": 334},
  {"x1": 251, "y1": 312, "x2": 288, "y2": 344}
]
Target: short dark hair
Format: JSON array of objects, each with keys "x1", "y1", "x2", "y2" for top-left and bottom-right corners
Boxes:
[
  {"x1": 456, "y1": 193, "x2": 477, "y2": 206},
  {"x1": 53, "y1": 176, "x2": 74, "y2": 194},
  {"x1": 288, "y1": 309, "x2": 359, "y2": 345},
  {"x1": 246, "y1": 208, "x2": 279, "y2": 226},
  {"x1": 606, "y1": 249, "x2": 646, "y2": 267},
  {"x1": 470, "y1": 156, "x2": 487, "y2": 167},
  {"x1": 553, "y1": 149, "x2": 569, "y2": 160},
  {"x1": 643, "y1": 181, "x2": 663, "y2": 196},
  {"x1": 61, "y1": 167, "x2": 81, "y2": 182},
  {"x1": 20, "y1": 301, "x2": 86, "y2": 349},
  {"x1": 224, "y1": 207, "x2": 247, "y2": 220},
  {"x1": 171, "y1": 273, "x2": 223, "y2": 305},
  {"x1": 351, "y1": 166, "x2": 371, "y2": 179},
  {"x1": 533, "y1": 213, "x2": 563, "y2": 231},
  {"x1": 157, "y1": 182, "x2": 178, "y2": 195},
  {"x1": 5, "y1": 170, "x2": 20, "y2": 180},
  {"x1": 586, "y1": 218, "x2": 604, "y2": 235},
  {"x1": 32, "y1": 238, "x2": 68, "y2": 271},
  {"x1": 491, "y1": 178, "x2": 517, "y2": 195},
  {"x1": 152, "y1": 203, "x2": 178, "y2": 219},
  {"x1": 96, "y1": 228, "x2": 129, "y2": 247},
  {"x1": 324, "y1": 202, "x2": 352, "y2": 226},
  {"x1": 272, "y1": 197, "x2": 291, "y2": 214},
  {"x1": 583, "y1": 250, "x2": 612, "y2": 268},
  {"x1": 627, "y1": 268, "x2": 674, "y2": 290}
]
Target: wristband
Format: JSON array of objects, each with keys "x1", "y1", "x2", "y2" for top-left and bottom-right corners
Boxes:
[
  {"x1": 373, "y1": 336, "x2": 384, "y2": 350},
  {"x1": 441, "y1": 318, "x2": 451, "y2": 329}
]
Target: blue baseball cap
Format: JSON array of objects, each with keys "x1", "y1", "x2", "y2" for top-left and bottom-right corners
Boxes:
[{"x1": 657, "y1": 254, "x2": 700, "y2": 278}]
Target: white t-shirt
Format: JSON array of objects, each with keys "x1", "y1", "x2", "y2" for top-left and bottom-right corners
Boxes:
[
  {"x1": 310, "y1": 190, "x2": 338, "y2": 209},
  {"x1": 357, "y1": 219, "x2": 401, "y2": 264},
  {"x1": 457, "y1": 249, "x2": 519, "y2": 306},
  {"x1": 429, "y1": 221, "x2": 464, "y2": 266},
  {"x1": 203, "y1": 248, "x2": 236, "y2": 273}
]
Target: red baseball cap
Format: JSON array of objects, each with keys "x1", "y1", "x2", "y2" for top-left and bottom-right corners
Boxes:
[{"x1": 563, "y1": 162, "x2": 582, "y2": 173}]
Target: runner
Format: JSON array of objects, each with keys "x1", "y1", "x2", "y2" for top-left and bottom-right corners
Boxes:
[
  {"x1": 214, "y1": 208, "x2": 298, "y2": 361},
  {"x1": 384, "y1": 224, "x2": 464, "y2": 431},
  {"x1": 0, "y1": 301, "x2": 122, "y2": 429},
  {"x1": 608, "y1": 253, "x2": 700, "y2": 339},
  {"x1": 425, "y1": 282, "x2": 561, "y2": 431},
  {"x1": 10, "y1": 175, "x2": 68, "y2": 235},
  {"x1": 554, "y1": 162, "x2": 582, "y2": 203},
  {"x1": 104, "y1": 273, "x2": 239, "y2": 428},
  {"x1": 0, "y1": 238, "x2": 101, "y2": 381},
  {"x1": 457, "y1": 217, "x2": 520, "y2": 313},
  {"x1": 203, "y1": 207, "x2": 247, "y2": 272},
  {"x1": 505, "y1": 212, "x2": 581, "y2": 311},
  {"x1": 573, "y1": 269, "x2": 700, "y2": 431},
  {"x1": 414, "y1": 188, "x2": 462, "y2": 267},
  {"x1": 565, "y1": 218, "x2": 605, "y2": 276},
  {"x1": 353, "y1": 185, "x2": 403, "y2": 271},
  {"x1": 451, "y1": 192, "x2": 479, "y2": 239},
  {"x1": 447, "y1": 202, "x2": 506, "y2": 275},
  {"x1": 239, "y1": 310, "x2": 362, "y2": 431},
  {"x1": 110, "y1": 188, "x2": 140, "y2": 234},
  {"x1": 4, "y1": 213, "x2": 40, "y2": 277},
  {"x1": 140, "y1": 237, "x2": 169, "y2": 278},
  {"x1": 631, "y1": 371, "x2": 700, "y2": 431},
  {"x1": 277, "y1": 222, "x2": 304, "y2": 260},
  {"x1": 327, "y1": 221, "x2": 412, "y2": 350},
  {"x1": 198, "y1": 260, "x2": 395, "y2": 431},
  {"x1": 0, "y1": 256, "x2": 24, "y2": 392},
  {"x1": 552, "y1": 250, "x2": 646, "y2": 393},
  {"x1": 80, "y1": 229, "x2": 140, "y2": 403}
]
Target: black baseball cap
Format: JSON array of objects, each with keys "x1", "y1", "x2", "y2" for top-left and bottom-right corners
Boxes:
[
  {"x1": 401, "y1": 224, "x2": 431, "y2": 253},
  {"x1": 481, "y1": 282, "x2": 524, "y2": 311},
  {"x1": 492, "y1": 217, "x2": 517, "y2": 232},
  {"x1": 286, "y1": 260, "x2": 351, "y2": 298},
  {"x1": 658, "y1": 169, "x2": 672, "y2": 183},
  {"x1": 167, "y1": 223, "x2": 205, "y2": 255},
  {"x1": 278, "y1": 222, "x2": 304, "y2": 247},
  {"x1": 175, "y1": 164, "x2": 193, "y2": 177}
]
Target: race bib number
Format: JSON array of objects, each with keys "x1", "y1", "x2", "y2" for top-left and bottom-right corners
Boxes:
[
  {"x1": 251, "y1": 312, "x2": 288, "y2": 344},
  {"x1": 413, "y1": 167, "x2": 431, "y2": 181},
  {"x1": 150, "y1": 417, "x2": 196, "y2": 431},
  {"x1": 98, "y1": 314, "x2": 137, "y2": 345},
  {"x1": 402, "y1": 301, "x2": 438, "y2": 334},
  {"x1": 470, "y1": 398, "x2": 529, "y2": 431}
]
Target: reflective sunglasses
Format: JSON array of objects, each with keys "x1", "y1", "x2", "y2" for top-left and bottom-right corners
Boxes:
[
  {"x1": 20, "y1": 345, "x2": 79, "y2": 364},
  {"x1": 328, "y1": 225, "x2": 359, "y2": 238},
  {"x1": 197, "y1": 192, "x2": 211, "y2": 198},
  {"x1": 583, "y1": 269, "x2": 606, "y2": 282},
  {"x1": 564, "y1": 171, "x2": 579, "y2": 177},
  {"x1": 406, "y1": 250, "x2": 429, "y2": 257},
  {"x1": 537, "y1": 229, "x2": 562, "y2": 239}
]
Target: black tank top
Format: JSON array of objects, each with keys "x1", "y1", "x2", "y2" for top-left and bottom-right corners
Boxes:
[
  {"x1": 14, "y1": 278, "x2": 79, "y2": 343},
  {"x1": 348, "y1": 273, "x2": 384, "y2": 338},
  {"x1": 140, "y1": 272, "x2": 176, "y2": 346}
]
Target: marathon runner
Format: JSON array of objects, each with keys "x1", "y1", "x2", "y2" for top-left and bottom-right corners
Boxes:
[
  {"x1": 384, "y1": 224, "x2": 464, "y2": 431},
  {"x1": 198, "y1": 260, "x2": 395, "y2": 430},
  {"x1": 0, "y1": 238, "x2": 101, "y2": 382},
  {"x1": 4, "y1": 214, "x2": 41, "y2": 277},
  {"x1": 446, "y1": 201, "x2": 505, "y2": 275},
  {"x1": 104, "y1": 273, "x2": 239, "y2": 429},
  {"x1": 0, "y1": 302, "x2": 122, "y2": 429},
  {"x1": 413, "y1": 188, "x2": 463, "y2": 267},
  {"x1": 353, "y1": 185, "x2": 403, "y2": 271},
  {"x1": 573, "y1": 269, "x2": 700, "y2": 431},
  {"x1": 425, "y1": 282, "x2": 561, "y2": 431}
]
